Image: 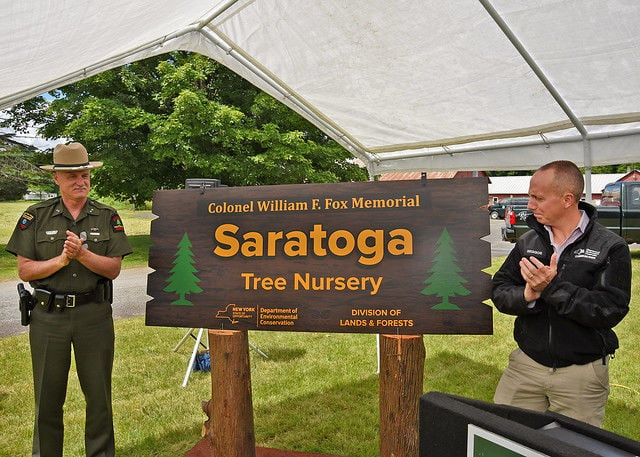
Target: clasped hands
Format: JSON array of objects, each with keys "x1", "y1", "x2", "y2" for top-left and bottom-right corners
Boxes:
[
  {"x1": 520, "y1": 253, "x2": 557, "y2": 302},
  {"x1": 60, "y1": 230, "x2": 87, "y2": 265}
]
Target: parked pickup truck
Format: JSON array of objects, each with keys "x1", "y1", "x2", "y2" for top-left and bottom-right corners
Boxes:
[
  {"x1": 488, "y1": 197, "x2": 529, "y2": 219},
  {"x1": 502, "y1": 181, "x2": 640, "y2": 243}
]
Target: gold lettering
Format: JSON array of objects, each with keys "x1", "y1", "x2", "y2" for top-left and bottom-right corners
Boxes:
[
  {"x1": 213, "y1": 224, "x2": 239, "y2": 257},
  {"x1": 309, "y1": 224, "x2": 327, "y2": 256},
  {"x1": 283, "y1": 231, "x2": 307, "y2": 256},
  {"x1": 388, "y1": 229, "x2": 413, "y2": 256},
  {"x1": 327, "y1": 230, "x2": 355, "y2": 257},
  {"x1": 266, "y1": 231, "x2": 284, "y2": 256},
  {"x1": 357, "y1": 229, "x2": 384, "y2": 265},
  {"x1": 213, "y1": 223, "x2": 413, "y2": 265},
  {"x1": 241, "y1": 231, "x2": 262, "y2": 257}
]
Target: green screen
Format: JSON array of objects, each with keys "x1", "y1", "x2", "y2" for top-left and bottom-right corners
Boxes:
[{"x1": 474, "y1": 435, "x2": 527, "y2": 457}]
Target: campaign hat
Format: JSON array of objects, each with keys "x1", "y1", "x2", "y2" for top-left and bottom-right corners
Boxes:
[{"x1": 40, "y1": 142, "x2": 103, "y2": 171}]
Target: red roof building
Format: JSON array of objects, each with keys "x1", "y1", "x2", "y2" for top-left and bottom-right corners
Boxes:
[{"x1": 378, "y1": 171, "x2": 487, "y2": 181}]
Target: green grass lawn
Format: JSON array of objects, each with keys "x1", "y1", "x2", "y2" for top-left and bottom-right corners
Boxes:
[
  {"x1": 0, "y1": 200, "x2": 639, "y2": 456},
  {"x1": 1, "y1": 292, "x2": 639, "y2": 457}
]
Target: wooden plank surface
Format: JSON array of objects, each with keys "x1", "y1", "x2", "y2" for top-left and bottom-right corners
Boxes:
[{"x1": 146, "y1": 179, "x2": 492, "y2": 334}]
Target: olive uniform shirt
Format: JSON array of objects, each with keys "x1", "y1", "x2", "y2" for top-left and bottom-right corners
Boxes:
[{"x1": 6, "y1": 197, "x2": 132, "y2": 293}]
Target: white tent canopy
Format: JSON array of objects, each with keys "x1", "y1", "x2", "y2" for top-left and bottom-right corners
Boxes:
[{"x1": 1, "y1": 0, "x2": 639, "y2": 180}]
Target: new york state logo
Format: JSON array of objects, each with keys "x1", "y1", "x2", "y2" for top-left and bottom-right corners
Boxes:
[{"x1": 573, "y1": 248, "x2": 600, "y2": 260}]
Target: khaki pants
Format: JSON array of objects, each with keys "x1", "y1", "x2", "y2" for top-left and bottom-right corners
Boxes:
[{"x1": 494, "y1": 348, "x2": 609, "y2": 427}]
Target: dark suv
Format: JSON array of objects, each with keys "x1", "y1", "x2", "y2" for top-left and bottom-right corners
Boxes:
[{"x1": 488, "y1": 197, "x2": 530, "y2": 219}]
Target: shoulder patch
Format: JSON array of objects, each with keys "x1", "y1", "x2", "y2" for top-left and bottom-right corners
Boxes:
[
  {"x1": 18, "y1": 211, "x2": 35, "y2": 230},
  {"x1": 111, "y1": 215, "x2": 125, "y2": 233}
]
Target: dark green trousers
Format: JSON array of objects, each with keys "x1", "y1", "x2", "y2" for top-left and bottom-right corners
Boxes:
[{"x1": 29, "y1": 301, "x2": 115, "y2": 457}]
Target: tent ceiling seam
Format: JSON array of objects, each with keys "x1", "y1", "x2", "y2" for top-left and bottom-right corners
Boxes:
[
  {"x1": 368, "y1": 121, "x2": 576, "y2": 154},
  {"x1": 478, "y1": 0, "x2": 588, "y2": 138},
  {"x1": 366, "y1": 114, "x2": 640, "y2": 155},
  {"x1": 5, "y1": 3, "x2": 250, "y2": 106},
  {"x1": 199, "y1": 26, "x2": 376, "y2": 165},
  {"x1": 0, "y1": 25, "x2": 202, "y2": 110},
  {"x1": 373, "y1": 126, "x2": 640, "y2": 162},
  {"x1": 193, "y1": 0, "x2": 242, "y2": 31}
]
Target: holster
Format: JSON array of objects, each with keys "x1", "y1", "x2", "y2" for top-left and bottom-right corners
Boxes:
[
  {"x1": 34, "y1": 288, "x2": 54, "y2": 312},
  {"x1": 17, "y1": 283, "x2": 36, "y2": 326},
  {"x1": 100, "y1": 279, "x2": 114, "y2": 304}
]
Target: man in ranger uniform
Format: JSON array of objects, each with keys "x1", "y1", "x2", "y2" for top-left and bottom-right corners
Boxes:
[
  {"x1": 6, "y1": 142, "x2": 132, "y2": 457},
  {"x1": 492, "y1": 160, "x2": 631, "y2": 427}
]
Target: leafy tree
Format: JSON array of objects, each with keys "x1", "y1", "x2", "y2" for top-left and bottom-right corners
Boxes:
[
  {"x1": 0, "y1": 140, "x2": 52, "y2": 199},
  {"x1": 1, "y1": 52, "x2": 367, "y2": 206},
  {"x1": 591, "y1": 164, "x2": 640, "y2": 174},
  {"x1": 0, "y1": 175, "x2": 27, "y2": 200}
]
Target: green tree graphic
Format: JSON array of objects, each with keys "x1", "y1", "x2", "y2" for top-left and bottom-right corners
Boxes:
[
  {"x1": 421, "y1": 228, "x2": 470, "y2": 310},
  {"x1": 163, "y1": 232, "x2": 202, "y2": 306}
]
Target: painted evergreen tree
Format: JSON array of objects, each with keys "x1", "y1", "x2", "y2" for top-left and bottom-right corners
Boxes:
[
  {"x1": 421, "y1": 228, "x2": 470, "y2": 310},
  {"x1": 163, "y1": 232, "x2": 202, "y2": 305}
]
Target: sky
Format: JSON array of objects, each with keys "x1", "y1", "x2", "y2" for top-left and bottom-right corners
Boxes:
[
  {"x1": 1, "y1": 93, "x2": 63, "y2": 150},
  {"x1": 0, "y1": 125, "x2": 59, "y2": 151}
]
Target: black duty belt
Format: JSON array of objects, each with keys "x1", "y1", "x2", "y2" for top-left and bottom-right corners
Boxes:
[{"x1": 34, "y1": 288, "x2": 101, "y2": 311}]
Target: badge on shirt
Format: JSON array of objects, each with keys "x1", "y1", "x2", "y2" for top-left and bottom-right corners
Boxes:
[
  {"x1": 573, "y1": 248, "x2": 600, "y2": 261},
  {"x1": 18, "y1": 212, "x2": 35, "y2": 230},
  {"x1": 111, "y1": 215, "x2": 125, "y2": 233}
]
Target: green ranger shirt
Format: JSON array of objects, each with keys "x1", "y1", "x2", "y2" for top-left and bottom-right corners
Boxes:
[{"x1": 6, "y1": 197, "x2": 133, "y2": 294}]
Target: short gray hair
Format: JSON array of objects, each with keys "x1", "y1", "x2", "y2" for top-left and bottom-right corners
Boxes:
[{"x1": 538, "y1": 160, "x2": 584, "y2": 202}]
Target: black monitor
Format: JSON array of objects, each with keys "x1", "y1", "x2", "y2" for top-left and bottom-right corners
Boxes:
[{"x1": 420, "y1": 392, "x2": 640, "y2": 457}]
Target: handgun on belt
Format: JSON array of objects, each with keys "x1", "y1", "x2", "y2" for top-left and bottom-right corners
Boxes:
[{"x1": 18, "y1": 283, "x2": 35, "y2": 326}]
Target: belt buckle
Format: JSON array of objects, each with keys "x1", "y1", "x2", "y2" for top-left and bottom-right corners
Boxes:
[{"x1": 65, "y1": 294, "x2": 76, "y2": 308}]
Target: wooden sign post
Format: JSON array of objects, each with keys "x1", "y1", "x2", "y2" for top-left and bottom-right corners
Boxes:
[
  {"x1": 208, "y1": 330, "x2": 256, "y2": 457},
  {"x1": 379, "y1": 335, "x2": 425, "y2": 457},
  {"x1": 146, "y1": 179, "x2": 492, "y2": 456}
]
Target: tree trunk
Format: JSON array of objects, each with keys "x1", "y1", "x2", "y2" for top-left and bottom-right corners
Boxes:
[
  {"x1": 208, "y1": 330, "x2": 256, "y2": 457},
  {"x1": 379, "y1": 334, "x2": 425, "y2": 457}
]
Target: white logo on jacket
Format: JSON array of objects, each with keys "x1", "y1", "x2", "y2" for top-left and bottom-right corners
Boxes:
[{"x1": 573, "y1": 248, "x2": 600, "y2": 260}]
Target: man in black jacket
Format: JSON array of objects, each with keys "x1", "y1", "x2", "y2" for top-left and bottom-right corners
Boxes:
[{"x1": 492, "y1": 160, "x2": 631, "y2": 427}]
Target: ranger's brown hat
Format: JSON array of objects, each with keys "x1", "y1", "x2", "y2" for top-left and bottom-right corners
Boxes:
[{"x1": 40, "y1": 142, "x2": 103, "y2": 171}]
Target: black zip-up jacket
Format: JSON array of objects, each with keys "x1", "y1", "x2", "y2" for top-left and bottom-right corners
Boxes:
[{"x1": 492, "y1": 202, "x2": 631, "y2": 368}]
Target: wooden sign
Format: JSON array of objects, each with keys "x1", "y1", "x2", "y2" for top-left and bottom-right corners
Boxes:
[{"x1": 145, "y1": 179, "x2": 492, "y2": 334}]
